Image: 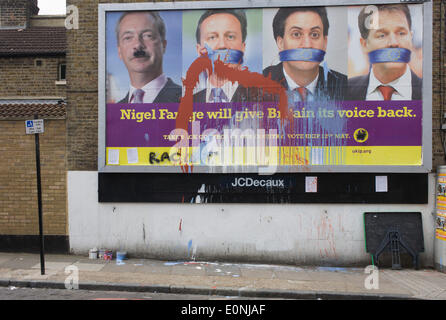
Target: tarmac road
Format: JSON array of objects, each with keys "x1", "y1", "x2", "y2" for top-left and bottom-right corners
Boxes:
[{"x1": 0, "y1": 286, "x2": 283, "y2": 300}]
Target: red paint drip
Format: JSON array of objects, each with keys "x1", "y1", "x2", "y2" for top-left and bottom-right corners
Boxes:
[
  {"x1": 176, "y1": 56, "x2": 213, "y2": 131},
  {"x1": 176, "y1": 57, "x2": 291, "y2": 131},
  {"x1": 176, "y1": 148, "x2": 193, "y2": 173},
  {"x1": 181, "y1": 163, "x2": 193, "y2": 174},
  {"x1": 295, "y1": 152, "x2": 309, "y2": 165},
  {"x1": 175, "y1": 56, "x2": 293, "y2": 173}
]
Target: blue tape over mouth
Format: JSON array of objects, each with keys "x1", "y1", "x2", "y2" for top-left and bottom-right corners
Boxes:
[
  {"x1": 279, "y1": 48, "x2": 326, "y2": 63},
  {"x1": 368, "y1": 48, "x2": 411, "y2": 64},
  {"x1": 204, "y1": 43, "x2": 244, "y2": 64}
]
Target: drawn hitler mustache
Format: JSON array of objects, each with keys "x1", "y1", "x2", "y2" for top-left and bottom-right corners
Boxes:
[{"x1": 132, "y1": 48, "x2": 149, "y2": 59}]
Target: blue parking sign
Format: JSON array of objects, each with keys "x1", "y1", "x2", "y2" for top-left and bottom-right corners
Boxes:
[{"x1": 25, "y1": 119, "x2": 44, "y2": 134}]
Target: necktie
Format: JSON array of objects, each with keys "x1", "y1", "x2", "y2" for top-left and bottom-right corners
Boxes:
[
  {"x1": 210, "y1": 87, "x2": 228, "y2": 103},
  {"x1": 132, "y1": 89, "x2": 145, "y2": 103},
  {"x1": 295, "y1": 87, "x2": 308, "y2": 102},
  {"x1": 378, "y1": 85, "x2": 395, "y2": 101}
]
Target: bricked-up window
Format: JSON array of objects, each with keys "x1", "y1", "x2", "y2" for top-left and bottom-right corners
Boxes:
[{"x1": 59, "y1": 63, "x2": 66, "y2": 81}]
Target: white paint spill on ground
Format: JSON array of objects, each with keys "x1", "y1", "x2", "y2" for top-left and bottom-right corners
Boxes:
[{"x1": 160, "y1": 260, "x2": 364, "y2": 276}]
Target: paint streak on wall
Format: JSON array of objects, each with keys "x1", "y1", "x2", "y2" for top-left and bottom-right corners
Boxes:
[
  {"x1": 187, "y1": 239, "x2": 193, "y2": 257},
  {"x1": 316, "y1": 213, "x2": 337, "y2": 259}
]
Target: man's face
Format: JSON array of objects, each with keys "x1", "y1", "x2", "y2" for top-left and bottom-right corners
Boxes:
[
  {"x1": 361, "y1": 9, "x2": 413, "y2": 69},
  {"x1": 196, "y1": 13, "x2": 246, "y2": 60},
  {"x1": 276, "y1": 11, "x2": 327, "y2": 72},
  {"x1": 117, "y1": 13, "x2": 166, "y2": 76}
]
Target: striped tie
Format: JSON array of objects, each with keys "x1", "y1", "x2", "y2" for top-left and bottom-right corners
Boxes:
[
  {"x1": 294, "y1": 87, "x2": 308, "y2": 102},
  {"x1": 132, "y1": 89, "x2": 145, "y2": 103}
]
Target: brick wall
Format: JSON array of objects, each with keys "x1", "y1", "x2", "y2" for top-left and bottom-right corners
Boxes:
[
  {"x1": 432, "y1": 0, "x2": 446, "y2": 170},
  {"x1": 0, "y1": 119, "x2": 67, "y2": 235},
  {"x1": 0, "y1": 56, "x2": 66, "y2": 97},
  {"x1": 0, "y1": 0, "x2": 38, "y2": 28},
  {"x1": 67, "y1": 0, "x2": 155, "y2": 171},
  {"x1": 0, "y1": 0, "x2": 67, "y2": 240},
  {"x1": 66, "y1": 0, "x2": 446, "y2": 171}
]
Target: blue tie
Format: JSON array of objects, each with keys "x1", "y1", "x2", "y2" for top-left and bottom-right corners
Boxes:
[
  {"x1": 132, "y1": 89, "x2": 145, "y2": 103},
  {"x1": 210, "y1": 87, "x2": 227, "y2": 103},
  {"x1": 293, "y1": 87, "x2": 309, "y2": 103}
]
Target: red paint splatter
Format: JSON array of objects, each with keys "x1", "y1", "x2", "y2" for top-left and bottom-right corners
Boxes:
[
  {"x1": 176, "y1": 56, "x2": 291, "y2": 131},
  {"x1": 176, "y1": 148, "x2": 193, "y2": 173},
  {"x1": 294, "y1": 151, "x2": 309, "y2": 165},
  {"x1": 175, "y1": 55, "x2": 293, "y2": 173},
  {"x1": 176, "y1": 56, "x2": 213, "y2": 131},
  {"x1": 181, "y1": 162, "x2": 193, "y2": 174}
]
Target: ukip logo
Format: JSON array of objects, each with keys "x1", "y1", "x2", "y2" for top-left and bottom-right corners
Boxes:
[{"x1": 354, "y1": 128, "x2": 369, "y2": 143}]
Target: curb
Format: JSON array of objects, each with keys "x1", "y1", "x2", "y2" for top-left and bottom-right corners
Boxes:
[{"x1": 0, "y1": 279, "x2": 418, "y2": 300}]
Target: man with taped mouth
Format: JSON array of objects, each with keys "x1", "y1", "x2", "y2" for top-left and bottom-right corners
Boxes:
[
  {"x1": 263, "y1": 7, "x2": 347, "y2": 103},
  {"x1": 347, "y1": 4, "x2": 421, "y2": 101},
  {"x1": 193, "y1": 9, "x2": 260, "y2": 103},
  {"x1": 116, "y1": 11, "x2": 181, "y2": 104}
]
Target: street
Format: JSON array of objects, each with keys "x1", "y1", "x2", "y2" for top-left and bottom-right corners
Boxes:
[{"x1": 0, "y1": 286, "x2": 280, "y2": 300}]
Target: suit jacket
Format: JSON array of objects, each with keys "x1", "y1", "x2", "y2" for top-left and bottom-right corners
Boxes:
[
  {"x1": 262, "y1": 62, "x2": 347, "y2": 101},
  {"x1": 346, "y1": 70, "x2": 422, "y2": 100},
  {"x1": 117, "y1": 78, "x2": 182, "y2": 104},
  {"x1": 193, "y1": 84, "x2": 266, "y2": 103}
]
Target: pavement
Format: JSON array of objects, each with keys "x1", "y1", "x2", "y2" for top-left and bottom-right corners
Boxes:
[{"x1": 0, "y1": 252, "x2": 445, "y2": 300}]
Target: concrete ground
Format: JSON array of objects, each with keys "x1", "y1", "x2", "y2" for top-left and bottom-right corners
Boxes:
[{"x1": 0, "y1": 252, "x2": 445, "y2": 300}]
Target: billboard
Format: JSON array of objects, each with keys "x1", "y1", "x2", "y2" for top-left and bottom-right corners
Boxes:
[{"x1": 99, "y1": 1, "x2": 431, "y2": 174}]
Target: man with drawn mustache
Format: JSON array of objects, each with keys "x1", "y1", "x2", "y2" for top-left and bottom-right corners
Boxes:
[{"x1": 116, "y1": 11, "x2": 181, "y2": 104}]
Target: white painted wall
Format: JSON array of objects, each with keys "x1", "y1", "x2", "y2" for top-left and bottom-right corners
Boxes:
[{"x1": 68, "y1": 171, "x2": 437, "y2": 267}]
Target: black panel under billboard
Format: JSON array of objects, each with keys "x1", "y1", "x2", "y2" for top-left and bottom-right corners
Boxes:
[
  {"x1": 364, "y1": 212, "x2": 424, "y2": 254},
  {"x1": 98, "y1": 173, "x2": 428, "y2": 204},
  {"x1": 364, "y1": 212, "x2": 424, "y2": 269}
]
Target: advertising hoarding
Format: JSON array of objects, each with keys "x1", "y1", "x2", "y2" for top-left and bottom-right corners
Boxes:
[{"x1": 98, "y1": 1, "x2": 431, "y2": 174}]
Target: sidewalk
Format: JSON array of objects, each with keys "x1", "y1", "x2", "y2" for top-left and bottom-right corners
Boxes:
[{"x1": 0, "y1": 252, "x2": 445, "y2": 300}]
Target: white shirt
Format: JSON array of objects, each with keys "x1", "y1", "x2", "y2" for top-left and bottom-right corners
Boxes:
[
  {"x1": 128, "y1": 74, "x2": 168, "y2": 103},
  {"x1": 205, "y1": 79, "x2": 239, "y2": 103},
  {"x1": 366, "y1": 65, "x2": 412, "y2": 101},
  {"x1": 283, "y1": 67, "x2": 319, "y2": 102}
]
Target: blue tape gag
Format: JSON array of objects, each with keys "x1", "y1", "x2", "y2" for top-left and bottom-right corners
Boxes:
[
  {"x1": 368, "y1": 48, "x2": 411, "y2": 64},
  {"x1": 279, "y1": 48, "x2": 326, "y2": 63},
  {"x1": 204, "y1": 43, "x2": 244, "y2": 65}
]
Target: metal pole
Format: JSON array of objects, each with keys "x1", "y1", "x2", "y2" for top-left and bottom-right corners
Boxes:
[{"x1": 34, "y1": 114, "x2": 45, "y2": 275}]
